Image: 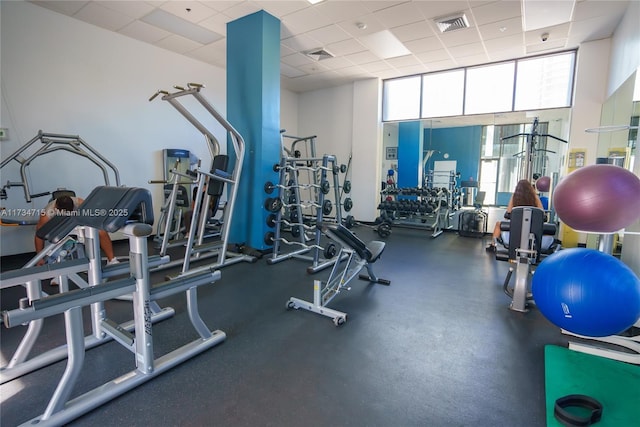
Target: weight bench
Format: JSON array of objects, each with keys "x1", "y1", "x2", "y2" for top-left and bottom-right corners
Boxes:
[
  {"x1": 287, "y1": 222, "x2": 390, "y2": 326},
  {"x1": 495, "y1": 207, "x2": 558, "y2": 312},
  {"x1": 1, "y1": 186, "x2": 225, "y2": 426}
]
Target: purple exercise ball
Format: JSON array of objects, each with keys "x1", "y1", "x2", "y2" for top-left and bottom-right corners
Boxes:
[
  {"x1": 536, "y1": 176, "x2": 551, "y2": 192},
  {"x1": 553, "y1": 164, "x2": 640, "y2": 233}
]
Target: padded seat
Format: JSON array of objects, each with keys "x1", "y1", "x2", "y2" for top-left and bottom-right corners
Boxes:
[{"x1": 322, "y1": 223, "x2": 385, "y2": 263}]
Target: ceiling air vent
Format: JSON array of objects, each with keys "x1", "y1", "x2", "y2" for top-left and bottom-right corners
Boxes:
[
  {"x1": 305, "y1": 48, "x2": 334, "y2": 61},
  {"x1": 434, "y1": 13, "x2": 470, "y2": 33}
]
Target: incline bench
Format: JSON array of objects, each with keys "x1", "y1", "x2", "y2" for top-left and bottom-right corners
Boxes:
[{"x1": 287, "y1": 222, "x2": 390, "y2": 326}]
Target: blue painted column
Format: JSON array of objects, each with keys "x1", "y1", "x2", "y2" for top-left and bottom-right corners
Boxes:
[
  {"x1": 397, "y1": 121, "x2": 423, "y2": 189},
  {"x1": 227, "y1": 11, "x2": 280, "y2": 250}
]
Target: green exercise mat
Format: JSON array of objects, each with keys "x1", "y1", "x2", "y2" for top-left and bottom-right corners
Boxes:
[{"x1": 545, "y1": 345, "x2": 640, "y2": 427}]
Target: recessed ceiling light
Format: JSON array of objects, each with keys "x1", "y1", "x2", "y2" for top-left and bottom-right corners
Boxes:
[
  {"x1": 307, "y1": 0, "x2": 325, "y2": 4},
  {"x1": 356, "y1": 22, "x2": 367, "y2": 30},
  {"x1": 359, "y1": 30, "x2": 410, "y2": 59},
  {"x1": 141, "y1": 9, "x2": 222, "y2": 45}
]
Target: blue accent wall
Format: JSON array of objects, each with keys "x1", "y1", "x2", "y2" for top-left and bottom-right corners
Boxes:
[
  {"x1": 424, "y1": 126, "x2": 482, "y2": 183},
  {"x1": 397, "y1": 121, "x2": 423, "y2": 189},
  {"x1": 227, "y1": 11, "x2": 280, "y2": 250}
]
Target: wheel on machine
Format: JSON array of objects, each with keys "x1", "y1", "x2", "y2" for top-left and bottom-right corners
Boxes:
[
  {"x1": 286, "y1": 300, "x2": 297, "y2": 310},
  {"x1": 333, "y1": 316, "x2": 346, "y2": 326}
]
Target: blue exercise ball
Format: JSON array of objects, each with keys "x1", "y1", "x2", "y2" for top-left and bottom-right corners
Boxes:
[{"x1": 532, "y1": 248, "x2": 640, "y2": 337}]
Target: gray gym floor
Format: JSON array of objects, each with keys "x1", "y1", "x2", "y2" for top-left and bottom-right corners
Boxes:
[{"x1": 0, "y1": 226, "x2": 566, "y2": 426}]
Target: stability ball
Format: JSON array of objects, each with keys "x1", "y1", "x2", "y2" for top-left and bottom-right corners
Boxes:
[
  {"x1": 535, "y1": 176, "x2": 551, "y2": 192},
  {"x1": 553, "y1": 164, "x2": 640, "y2": 233},
  {"x1": 532, "y1": 248, "x2": 640, "y2": 337}
]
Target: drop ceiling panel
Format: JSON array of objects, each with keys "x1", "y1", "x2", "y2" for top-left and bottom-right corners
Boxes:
[
  {"x1": 413, "y1": 1, "x2": 471, "y2": 20},
  {"x1": 159, "y1": 1, "x2": 217, "y2": 24},
  {"x1": 471, "y1": 0, "x2": 523, "y2": 26},
  {"x1": 438, "y1": 27, "x2": 482, "y2": 48},
  {"x1": 220, "y1": 2, "x2": 263, "y2": 20},
  {"x1": 281, "y1": 5, "x2": 334, "y2": 34},
  {"x1": 478, "y1": 16, "x2": 523, "y2": 40},
  {"x1": 326, "y1": 38, "x2": 367, "y2": 56},
  {"x1": 31, "y1": 1, "x2": 88, "y2": 16},
  {"x1": 75, "y1": 2, "x2": 134, "y2": 31},
  {"x1": 305, "y1": 24, "x2": 352, "y2": 45},
  {"x1": 95, "y1": 1, "x2": 154, "y2": 19},
  {"x1": 447, "y1": 42, "x2": 486, "y2": 58},
  {"x1": 390, "y1": 21, "x2": 436, "y2": 43},
  {"x1": 119, "y1": 20, "x2": 172, "y2": 43},
  {"x1": 373, "y1": 2, "x2": 426, "y2": 29},
  {"x1": 404, "y1": 36, "x2": 445, "y2": 54},
  {"x1": 155, "y1": 34, "x2": 203, "y2": 54}
]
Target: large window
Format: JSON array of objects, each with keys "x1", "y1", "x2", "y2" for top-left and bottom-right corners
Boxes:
[
  {"x1": 514, "y1": 53, "x2": 575, "y2": 110},
  {"x1": 382, "y1": 51, "x2": 576, "y2": 121},
  {"x1": 465, "y1": 62, "x2": 515, "y2": 115},
  {"x1": 421, "y1": 70, "x2": 465, "y2": 118},
  {"x1": 382, "y1": 76, "x2": 421, "y2": 121}
]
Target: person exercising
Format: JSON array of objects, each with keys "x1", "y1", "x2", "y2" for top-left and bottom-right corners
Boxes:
[
  {"x1": 35, "y1": 195, "x2": 119, "y2": 268},
  {"x1": 486, "y1": 179, "x2": 543, "y2": 252}
]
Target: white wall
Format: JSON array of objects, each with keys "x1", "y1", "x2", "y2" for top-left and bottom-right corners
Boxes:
[
  {"x1": 297, "y1": 79, "x2": 382, "y2": 222},
  {"x1": 607, "y1": 0, "x2": 640, "y2": 98},
  {"x1": 0, "y1": 1, "x2": 299, "y2": 255}
]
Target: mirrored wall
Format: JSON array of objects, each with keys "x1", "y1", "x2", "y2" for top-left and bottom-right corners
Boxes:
[{"x1": 381, "y1": 108, "x2": 571, "y2": 207}]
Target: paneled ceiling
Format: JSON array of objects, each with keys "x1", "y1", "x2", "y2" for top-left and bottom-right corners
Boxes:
[{"x1": 31, "y1": 0, "x2": 629, "y2": 93}]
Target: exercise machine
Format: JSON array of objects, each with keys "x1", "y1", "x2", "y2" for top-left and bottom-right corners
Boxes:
[
  {"x1": 495, "y1": 207, "x2": 558, "y2": 312},
  {"x1": 287, "y1": 223, "x2": 390, "y2": 325},
  {"x1": 0, "y1": 131, "x2": 120, "y2": 203},
  {"x1": 1, "y1": 186, "x2": 225, "y2": 426},
  {"x1": 149, "y1": 83, "x2": 254, "y2": 274}
]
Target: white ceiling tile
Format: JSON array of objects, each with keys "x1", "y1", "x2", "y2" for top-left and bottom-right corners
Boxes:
[
  {"x1": 297, "y1": 62, "x2": 329, "y2": 74},
  {"x1": 281, "y1": 63, "x2": 307, "y2": 78},
  {"x1": 526, "y1": 39, "x2": 568, "y2": 54},
  {"x1": 337, "y1": 14, "x2": 386, "y2": 37},
  {"x1": 374, "y1": 69, "x2": 403, "y2": 79},
  {"x1": 281, "y1": 44, "x2": 297, "y2": 57},
  {"x1": 447, "y1": 42, "x2": 486, "y2": 58},
  {"x1": 416, "y1": 49, "x2": 453, "y2": 63},
  {"x1": 523, "y1": 0, "x2": 575, "y2": 31},
  {"x1": 567, "y1": 15, "x2": 619, "y2": 45},
  {"x1": 359, "y1": 60, "x2": 393, "y2": 73},
  {"x1": 455, "y1": 53, "x2": 490, "y2": 66},
  {"x1": 281, "y1": 4, "x2": 333, "y2": 34},
  {"x1": 345, "y1": 50, "x2": 381, "y2": 65},
  {"x1": 337, "y1": 66, "x2": 370, "y2": 77},
  {"x1": 361, "y1": 1, "x2": 407, "y2": 13},
  {"x1": 306, "y1": 24, "x2": 352, "y2": 46},
  {"x1": 200, "y1": 1, "x2": 244, "y2": 13},
  {"x1": 478, "y1": 16, "x2": 523, "y2": 40},
  {"x1": 373, "y1": 2, "x2": 425, "y2": 28},
  {"x1": 315, "y1": 0, "x2": 370, "y2": 21},
  {"x1": 487, "y1": 46, "x2": 526, "y2": 62},
  {"x1": 318, "y1": 56, "x2": 356, "y2": 70},
  {"x1": 423, "y1": 58, "x2": 458, "y2": 71},
  {"x1": 198, "y1": 12, "x2": 229, "y2": 36},
  {"x1": 281, "y1": 53, "x2": 315, "y2": 67},
  {"x1": 385, "y1": 54, "x2": 421, "y2": 68},
  {"x1": 74, "y1": 2, "x2": 135, "y2": 31},
  {"x1": 483, "y1": 33, "x2": 525, "y2": 52},
  {"x1": 30, "y1": 1, "x2": 89, "y2": 16},
  {"x1": 391, "y1": 21, "x2": 436, "y2": 43},
  {"x1": 281, "y1": 34, "x2": 324, "y2": 52},
  {"x1": 155, "y1": 34, "x2": 203, "y2": 53},
  {"x1": 254, "y1": 0, "x2": 310, "y2": 17},
  {"x1": 413, "y1": 1, "x2": 470, "y2": 20},
  {"x1": 160, "y1": 1, "x2": 217, "y2": 23},
  {"x1": 119, "y1": 19, "x2": 172, "y2": 43},
  {"x1": 471, "y1": 0, "x2": 522, "y2": 26},
  {"x1": 394, "y1": 64, "x2": 428, "y2": 76},
  {"x1": 326, "y1": 38, "x2": 367, "y2": 56},
  {"x1": 572, "y1": 0, "x2": 628, "y2": 21},
  {"x1": 220, "y1": 1, "x2": 263, "y2": 20},
  {"x1": 187, "y1": 39, "x2": 227, "y2": 66},
  {"x1": 404, "y1": 37, "x2": 445, "y2": 54},
  {"x1": 524, "y1": 23, "x2": 569, "y2": 45},
  {"x1": 438, "y1": 27, "x2": 481, "y2": 48},
  {"x1": 95, "y1": 1, "x2": 154, "y2": 19}
]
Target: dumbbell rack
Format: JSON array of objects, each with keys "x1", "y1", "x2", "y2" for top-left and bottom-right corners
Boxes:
[
  {"x1": 377, "y1": 187, "x2": 451, "y2": 238},
  {"x1": 265, "y1": 152, "x2": 347, "y2": 273},
  {"x1": 425, "y1": 169, "x2": 461, "y2": 211}
]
